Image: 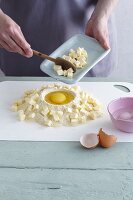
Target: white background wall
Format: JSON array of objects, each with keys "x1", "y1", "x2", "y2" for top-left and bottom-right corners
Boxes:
[{"x1": 110, "y1": 0, "x2": 133, "y2": 78}]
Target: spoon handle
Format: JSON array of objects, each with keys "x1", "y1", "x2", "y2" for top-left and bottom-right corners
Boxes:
[{"x1": 33, "y1": 49, "x2": 56, "y2": 63}]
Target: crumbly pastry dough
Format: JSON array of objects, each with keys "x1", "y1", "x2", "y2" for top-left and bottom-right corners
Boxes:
[
  {"x1": 11, "y1": 84, "x2": 102, "y2": 127},
  {"x1": 54, "y1": 47, "x2": 88, "y2": 78}
]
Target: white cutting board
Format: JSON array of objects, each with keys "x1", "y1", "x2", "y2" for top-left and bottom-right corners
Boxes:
[{"x1": 0, "y1": 81, "x2": 133, "y2": 142}]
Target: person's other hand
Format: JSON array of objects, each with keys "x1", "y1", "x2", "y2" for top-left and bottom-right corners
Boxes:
[
  {"x1": 85, "y1": 16, "x2": 110, "y2": 50},
  {"x1": 0, "y1": 9, "x2": 33, "y2": 57}
]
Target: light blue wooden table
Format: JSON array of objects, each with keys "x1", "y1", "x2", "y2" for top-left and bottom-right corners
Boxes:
[{"x1": 0, "y1": 77, "x2": 133, "y2": 200}]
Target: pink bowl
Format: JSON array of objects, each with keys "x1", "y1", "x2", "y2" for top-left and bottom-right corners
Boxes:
[{"x1": 107, "y1": 97, "x2": 133, "y2": 133}]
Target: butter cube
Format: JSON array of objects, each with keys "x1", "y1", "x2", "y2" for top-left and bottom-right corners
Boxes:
[
  {"x1": 71, "y1": 118, "x2": 78, "y2": 124},
  {"x1": 80, "y1": 108, "x2": 88, "y2": 115},
  {"x1": 16, "y1": 99, "x2": 23, "y2": 106},
  {"x1": 41, "y1": 107, "x2": 49, "y2": 115},
  {"x1": 32, "y1": 93, "x2": 39, "y2": 101},
  {"x1": 18, "y1": 110, "x2": 25, "y2": 121},
  {"x1": 72, "y1": 85, "x2": 80, "y2": 92},
  {"x1": 53, "y1": 114, "x2": 60, "y2": 122},
  {"x1": 88, "y1": 112, "x2": 97, "y2": 120},
  {"x1": 54, "y1": 65, "x2": 62, "y2": 71},
  {"x1": 28, "y1": 112, "x2": 36, "y2": 119},
  {"x1": 57, "y1": 69, "x2": 64, "y2": 76},
  {"x1": 46, "y1": 120, "x2": 53, "y2": 127},
  {"x1": 63, "y1": 70, "x2": 68, "y2": 77},
  {"x1": 70, "y1": 113, "x2": 79, "y2": 119},
  {"x1": 65, "y1": 107, "x2": 72, "y2": 113},
  {"x1": 57, "y1": 111, "x2": 63, "y2": 117},
  {"x1": 11, "y1": 104, "x2": 18, "y2": 112},
  {"x1": 80, "y1": 116, "x2": 86, "y2": 123},
  {"x1": 34, "y1": 104, "x2": 39, "y2": 110},
  {"x1": 67, "y1": 71, "x2": 73, "y2": 78}
]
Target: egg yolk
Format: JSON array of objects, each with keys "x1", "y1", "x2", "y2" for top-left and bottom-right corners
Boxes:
[
  {"x1": 50, "y1": 92, "x2": 66, "y2": 104},
  {"x1": 45, "y1": 91, "x2": 74, "y2": 105}
]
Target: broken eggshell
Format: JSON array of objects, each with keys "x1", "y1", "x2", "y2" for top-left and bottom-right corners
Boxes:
[
  {"x1": 80, "y1": 133, "x2": 99, "y2": 149},
  {"x1": 98, "y1": 128, "x2": 117, "y2": 148},
  {"x1": 80, "y1": 129, "x2": 117, "y2": 149}
]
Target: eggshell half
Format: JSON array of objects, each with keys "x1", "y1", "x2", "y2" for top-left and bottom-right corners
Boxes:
[
  {"x1": 99, "y1": 128, "x2": 117, "y2": 148},
  {"x1": 80, "y1": 133, "x2": 99, "y2": 149}
]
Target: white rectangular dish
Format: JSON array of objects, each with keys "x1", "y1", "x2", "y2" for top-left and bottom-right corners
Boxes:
[{"x1": 40, "y1": 34, "x2": 110, "y2": 84}]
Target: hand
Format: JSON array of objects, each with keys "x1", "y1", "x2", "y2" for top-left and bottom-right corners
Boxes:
[
  {"x1": 85, "y1": 16, "x2": 110, "y2": 50},
  {"x1": 0, "y1": 10, "x2": 33, "y2": 57}
]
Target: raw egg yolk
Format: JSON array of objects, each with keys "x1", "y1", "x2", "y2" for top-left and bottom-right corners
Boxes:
[
  {"x1": 45, "y1": 91, "x2": 75, "y2": 105},
  {"x1": 50, "y1": 92, "x2": 66, "y2": 104}
]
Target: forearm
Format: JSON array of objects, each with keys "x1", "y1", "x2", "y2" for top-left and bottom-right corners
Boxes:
[
  {"x1": 0, "y1": 9, "x2": 4, "y2": 15},
  {"x1": 0, "y1": 8, "x2": 33, "y2": 57},
  {"x1": 91, "y1": 0, "x2": 119, "y2": 20}
]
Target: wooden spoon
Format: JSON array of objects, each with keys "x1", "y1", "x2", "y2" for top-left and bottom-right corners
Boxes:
[{"x1": 33, "y1": 49, "x2": 76, "y2": 73}]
